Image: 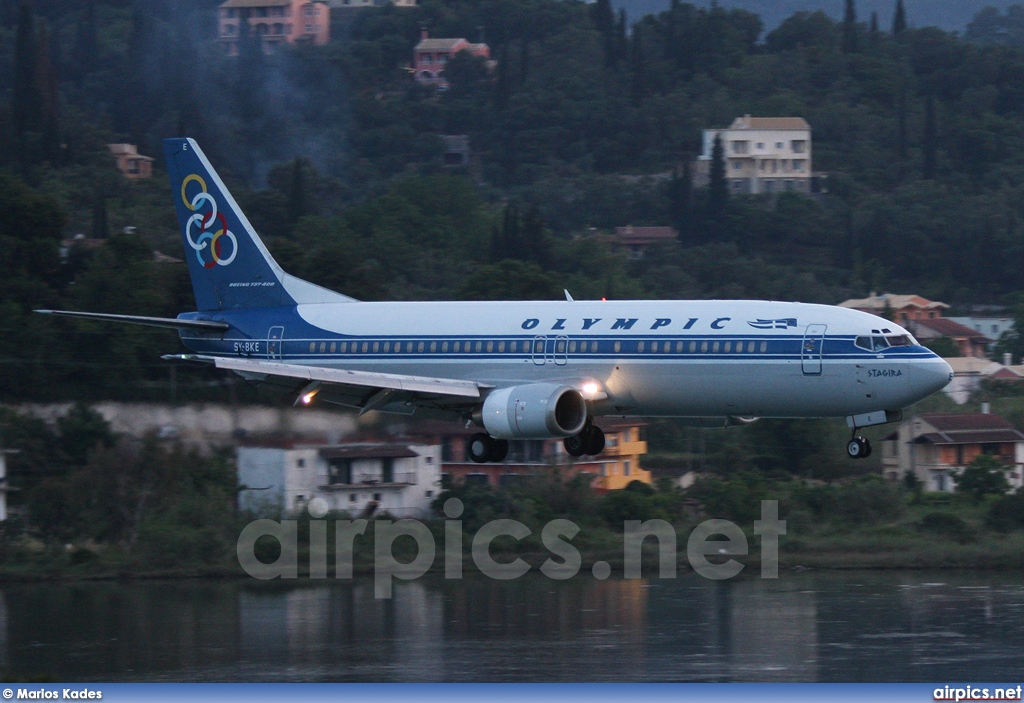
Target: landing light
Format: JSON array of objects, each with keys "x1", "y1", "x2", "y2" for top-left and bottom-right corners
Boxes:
[
  {"x1": 580, "y1": 381, "x2": 606, "y2": 400},
  {"x1": 295, "y1": 381, "x2": 321, "y2": 407}
]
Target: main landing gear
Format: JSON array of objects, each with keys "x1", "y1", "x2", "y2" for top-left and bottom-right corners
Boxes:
[
  {"x1": 564, "y1": 421, "x2": 605, "y2": 458},
  {"x1": 847, "y1": 433, "x2": 872, "y2": 459},
  {"x1": 467, "y1": 433, "x2": 509, "y2": 464}
]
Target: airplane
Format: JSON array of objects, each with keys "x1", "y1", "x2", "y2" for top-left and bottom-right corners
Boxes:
[{"x1": 37, "y1": 138, "x2": 953, "y2": 463}]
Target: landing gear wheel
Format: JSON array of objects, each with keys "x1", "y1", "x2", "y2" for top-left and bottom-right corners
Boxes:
[
  {"x1": 847, "y1": 436, "x2": 871, "y2": 459},
  {"x1": 564, "y1": 433, "x2": 586, "y2": 458},
  {"x1": 468, "y1": 433, "x2": 493, "y2": 464},
  {"x1": 583, "y1": 425, "x2": 605, "y2": 456}
]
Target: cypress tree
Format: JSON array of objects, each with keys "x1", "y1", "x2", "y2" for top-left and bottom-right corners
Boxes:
[
  {"x1": 923, "y1": 95, "x2": 937, "y2": 180},
  {"x1": 842, "y1": 0, "x2": 858, "y2": 53},
  {"x1": 92, "y1": 194, "x2": 109, "y2": 240},
  {"x1": 35, "y1": 19, "x2": 60, "y2": 163},
  {"x1": 521, "y1": 205, "x2": 549, "y2": 267},
  {"x1": 590, "y1": 0, "x2": 614, "y2": 37},
  {"x1": 12, "y1": 2, "x2": 38, "y2": 136},
  {"x1": 892, "y1": 0, "x2": 906, "y2": 35},
  {"x1": 75, "y1": 0, "x2": 98, "y2": 84},
  {"x1": 869, "y1": 11, "x2": 879, "y2": 44},
  {"x1": 670, "y1": 161, "x2": 693, "y2": 243},
  {"x1": 614, "y1": 9, "x2": 628, "y2": 67},
  {"x1": 707, "y1": 133, "x2": 728, "y2": 220}
]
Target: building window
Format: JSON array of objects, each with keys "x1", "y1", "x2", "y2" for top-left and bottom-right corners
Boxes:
[
  {"x1": 756, "y1": 142, "x2": 764, "y2": 149},
  {"x1": 426, "y1": 490, "x2": 433, "y2": 497},
  {"x1": 624, "y1": 461, "x2": 631, "y2": 476},
  {"x1": 349, "y1": 493, "x2": 357, "y2": 502},
  {"x1": 329, "y1": 459, "x2": 352, "y2": 485},
  {"x1": 373, "y1": 493, "x2": 382, "y2": 501},
  {"x1": 775, "y1": 142, "x2": 783, "y2": 149},
  {"x1": 732, "y1": 161, "x2": 742, "y2": 170},
  {"x1": 305, "y1": 5, "x2": 314, "y2": 15},
  {"x1": 731, "y1": 141, "x2": 749, "y2": 154},
  {"x1": 792, "y1": 140, "x2": 806, "y2": 153},
  {"x1": 382, "y1": 458, "x2": 394, "y2": 483},
  {"x1": 422, "y1": 53, "x2": 432, "y2": 63},
  {"x1": 296, "y1": 458, "x2": 305, "y2": 468}
]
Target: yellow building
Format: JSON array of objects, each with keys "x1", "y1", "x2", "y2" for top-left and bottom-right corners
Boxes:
[{"x1": 593, "y1": 422, "x2": 651, "y2": 491}]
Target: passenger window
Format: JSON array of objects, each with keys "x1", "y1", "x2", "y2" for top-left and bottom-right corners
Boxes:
[
  {"x1": 372, "y1": 342, "x2": 379, "y2": 353},
  {"x1": 748, "y1": 341, "x2": 755, "y2": 352},
  {"x1": 689, "y1": 341, "x2": 696, "y2": 353},
  {"x1": 499, "y1": 341, "x2": 506, "y2": 352},
  {"x1": 454, "y1": 341, "x2": 460, "y2": 352},
  {"x1": 442, "y1": 341, "x2": 449, "y2": 352},
  {"x1": 309, "y1": 342, "x2": 315, "y2": 353},
  {"x1": 395, "y1": 342, "x2": 401, "y2": 353},
  {"x1": 664, "y1": 341, "x2": 671, "y2": 353},
  {"x1": 383, "y1": 342, "x2": 390, "y2": 352},
  {"x1": 676, "y1": 341, "x2": 683, "y2": 352},
  {"x1": 320, "y1": 342, "x2": 326, "y2": 353},
  {"x1": 430, "y1": 342, "x2": 437, "y2": 353},
  {"x1": 591, "y1": 341, "x2": 598, "y2": 352},
  {"x1": 487, "y1": 341, "x2": 494, "y2": 353},
  {"x1": 614, "y1": 341, "x2": 621, "y2": 353},
  {"x1": 701, "y1": 341, "x2": 708, "y2": 353},
  {"x1": 340, "y1": 342, "x2": 347, "y2": 353},
  {"x1": 651, "y1": 341, "x2": 658, "y2": 353},
  {"x1": 556, "y1": 340, "x2": 565, "y2": 353},
  {"x1": 638, "y1": 341, "x2": 645, "y2": 352},
  {"x1": 475, "y1": 341, "x2": 482, "y2": 353},
  {"x1": 724, "y1": 342, "x2": 731, "y2": 353},
  {"x1": 467, "y1": 341, "x2": 474, "y2": 352},
  {"x1": 510, "y1": 341, "x2": 517, "y2": 353},
  {"x1": 760, "y1": 341, "x2": 767, "y2": 353},
  {"x1": 330, "y1": 342, "x2": 336, "y2": 353},
  {"x1": 418, "y1": 342, "x2": 425, "y2": 353},
  {"x1": 361, "y1": 342, "x2": 368, "y2": 353},
  {"x1": 568, "y1": 341, "x2": 576, "y2": 353},
  {"x1": 712, "y1": 341, "x2": 720, "y2": 353}
]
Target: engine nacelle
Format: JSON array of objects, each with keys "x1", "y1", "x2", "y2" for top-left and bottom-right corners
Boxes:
[{"x1": 480, "y1": 383, "x2": 587, "y2": 439}]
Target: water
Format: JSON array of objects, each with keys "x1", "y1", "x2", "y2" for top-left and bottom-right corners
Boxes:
[{"x1": 7, "y1": 571, "x2": 1024, "y2": 682}]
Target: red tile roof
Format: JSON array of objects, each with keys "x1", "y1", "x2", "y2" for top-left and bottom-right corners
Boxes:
[{"x1": 914, "y1": 318, "x2": 993, "y2": 341}]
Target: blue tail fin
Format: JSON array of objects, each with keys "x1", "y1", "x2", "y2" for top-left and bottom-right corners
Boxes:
[{"x1": 163, "y1": 138, "x2": 355, "y2": 311}]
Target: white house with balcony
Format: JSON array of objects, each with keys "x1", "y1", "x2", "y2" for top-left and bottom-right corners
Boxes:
[
  {"x1": 697, "y1": 115, "x2": 812, "y2": 195},
  {"x1": 237, "y1": 442, "x2": 441, "y2": 518}
]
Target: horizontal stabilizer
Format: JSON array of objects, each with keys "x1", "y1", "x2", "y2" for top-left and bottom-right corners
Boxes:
[{"x1": 35, "y1": 310, "x2": 230, "y2": 332}]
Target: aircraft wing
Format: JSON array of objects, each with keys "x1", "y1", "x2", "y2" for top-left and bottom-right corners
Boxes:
[
  {"x1": 165, "y1": 354, "x2": 489, "y2": 416},
  {"x1": 36, "y1": 310, "x2": 230, "y2": 332}
]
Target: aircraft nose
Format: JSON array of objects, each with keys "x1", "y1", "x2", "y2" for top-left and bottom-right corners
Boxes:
[{"x1": 915, "y1": 357, "x2": 954, "y2": 398}]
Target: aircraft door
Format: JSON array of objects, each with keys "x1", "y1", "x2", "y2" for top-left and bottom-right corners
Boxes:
[
  {"x1": 268, "y1": 326, "x2": 284, "y2": 360},
  {"x1": 532, "y1": 336, "x2": 547, "y2": 365},
  {"x1": 801, "y1": 324, "x2": 826, "y2": 375},
  {"x1": 554, "y1": 335, "x2": 568, "y2": 365}
]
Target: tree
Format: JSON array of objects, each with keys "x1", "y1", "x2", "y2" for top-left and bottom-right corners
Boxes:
[
  {"x1": 923, "y1": 94, "x2": 937, "y2": 180},
  {"x1": 707, "y1": 133, "x2": 728, "y2": 227},
  {"x1": 669, "y1": 162, "x2": 693, "y2": 243},
  {"x1": 842, "y1": 0, "x2": 858, "y2": 53},
  {"x1": 954, "y1": 454, "x2": 1010, "y2": 504},
  {"x1": 12, "y1": 2, "x2": 38, "y2": 137},
  {"x1": 893, "y1": 0, "x2": 907, "y2": 35}
]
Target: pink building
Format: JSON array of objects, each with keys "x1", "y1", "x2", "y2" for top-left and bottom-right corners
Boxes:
[
  {"x1": 218, "y1": 0, "x2": 329, "y2": 56},
  {"x1": 413, "y1": 29, "x2": 490, "y2": 88}
]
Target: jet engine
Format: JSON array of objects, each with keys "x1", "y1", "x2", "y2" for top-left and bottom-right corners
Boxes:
[{"x1": 479, "y1": 383, "x2": 587, "y2": 439}]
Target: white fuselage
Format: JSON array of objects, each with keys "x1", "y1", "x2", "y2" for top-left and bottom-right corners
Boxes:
[{"x1": 190, "y1": 299, "x2": 953, "y2": 420}]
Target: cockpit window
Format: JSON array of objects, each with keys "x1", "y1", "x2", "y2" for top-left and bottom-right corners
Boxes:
[
  {"x1": 855, "y1": 336, "x2": 891, "y2": 352},
  {"x1": 886, "y1": 334, "x2": 913, "y2": 347}
]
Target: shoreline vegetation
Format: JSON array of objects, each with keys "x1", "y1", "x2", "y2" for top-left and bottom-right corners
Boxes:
[{"x1": 6, "y1": 403, "x2": 1024, "y2": 583}]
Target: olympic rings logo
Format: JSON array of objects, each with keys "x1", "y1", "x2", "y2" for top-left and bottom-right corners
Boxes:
[{"x1": 181, "y1": 174, "x2": 238, "y2": 268}]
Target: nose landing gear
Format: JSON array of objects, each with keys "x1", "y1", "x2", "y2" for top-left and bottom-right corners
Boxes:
[{"x1": 847, "y1": 434, "x2": 872, "y2": 459}]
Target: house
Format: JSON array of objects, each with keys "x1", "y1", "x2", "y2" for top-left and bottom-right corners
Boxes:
[
  {"x1": 696, "y1": 115, "x2": 812, "y2": 195},
  {"x1": 882, "y1": 412, "x2": 1024, "y2": 492},
  {"x1": 413, "y1": 29, "x2": 490, "y2": 88},
  {"x1": 943, "y1": 356, "x2": 1002, "y2": 404},
  {"x1": 107, "y1": 144, "x2": 154, "y2": 179},
  {"x1": 327, "y1": 0, "x2": 414, "y2": 7},
  {"x1": 237, "y1": 441, "x2": 441, "y2": 518},
  {"x1": 949, "y1": 315, "x2": 1014, "y2": 351},
  {"x1": 908, "y1": 317, "x2": 993, "y2": 358},
  {"x1": 218, "y1": 0, "x2": 329, "y2": 56},
  {"x1": 408, "y1": 419, "x2": 651, "y2": 491},
  {"x1": 838, "y1": 293, "x2": 949, "y2": 323},
  {"x1": 613, "y1": 226, "x2": 677, "y2": 259}
]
